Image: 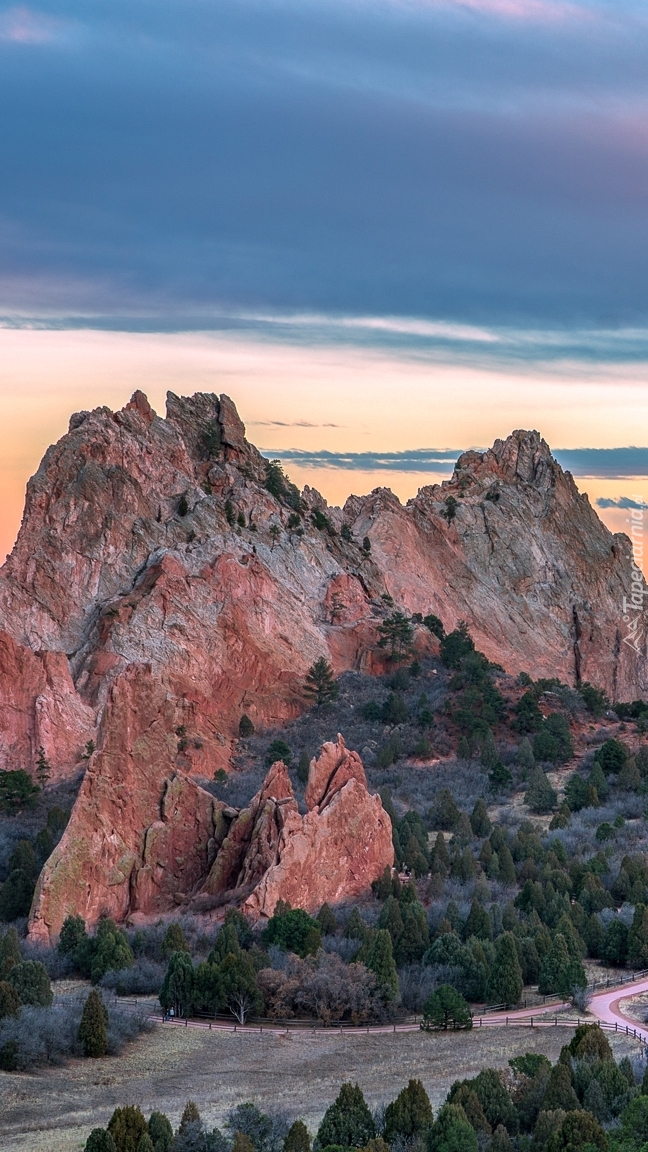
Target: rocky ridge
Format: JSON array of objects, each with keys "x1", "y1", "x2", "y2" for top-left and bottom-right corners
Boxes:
[{"x1": 0, "y1": 390, "x2": 644, "y2": 937}]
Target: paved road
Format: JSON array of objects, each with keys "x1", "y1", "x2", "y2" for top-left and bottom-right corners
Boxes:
[{"x1": 149, "y1": 974, "x2": 648, "y2": 1041}]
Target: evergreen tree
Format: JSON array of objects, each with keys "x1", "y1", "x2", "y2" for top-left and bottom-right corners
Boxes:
[
  {"x1": 497, "y1": 845, "x2": 516, "y2": 886},
  {"x1": 232, "y1": 1135, "x2": 256, "y2": 1152},
  {"x1": 516, "y1": 737, "x2": 536, "y2": 773},
  {"x1": 462, "y1": 899, "x2": 492, "y2": 942},
  {"x1": 316, "y1": 903, "x2": 337, "y2": 937},
  {"x1": 628, "y1": 903, "x2": 648, "y2": 967},
  {"x1": 422, "y1": 985, "x2": 472, "y2": 1030},
  {"x1": 137, "y1": 1136, "x2": 154, "y2": 1152},
  {"x1": 542, "y1": 1066, "x2": 580, "y2": 1113},
  {"x1": 384, "y1": 1079, "x2": 434, "y2": 1144},
  {"x1": 304, "y1": 658, "x2": 339, "y2": 708},
  {"x1": 179, "y1": 1103, "x2": 201, "y2": 1133},
  {"x1": 239, "y1": 714, "x2": 255, "y2": 738},
  {"x1": 159, "y1": 951, "x2": 194, "y2": 1017},
  {"x1": 262, "y1": 907, "x2": 321, "y2": 957},
  {"x1": 0, "y1": 867, "x2": 35, "y2": 919},
  {"x1": 486, "y1": 933, "x2": 523, "y2": 1007},
  {"x1": 58, "y1": 914, "x2": 87, "y2": 955},
  {"x1": 85, "y1": 1132, "x2": 117, "y2": 1152},
  {"x1": 284, "y1": 1120, "x2": 311, "y2": 1152},
  {"x1": 366, "y1": 929, "x2": 399, "y2": 1002},
  {"x1": 470, "y1": 799, "x2": 491, "y2": 838},
  {"x1": 220, "y1": 950, "x2": 263, "y2": 1022},
  {"x1": 600, "y1": 919, "x2": 628, "y2": 967},
  {"x1": 547, "y1": 1110, "x2": 607, "y2": 1152},
  {"x1": 297, "y1": 749, "x2": 310, "y2": 785},
  {"x1": 36, "y1": 746, "x2": 51, "y2": 786},
  {"x1": 78, "y1": 988, "x2": 109, "y2": 1057},
  {"x1": 378, "y1": 896, "x2": 404, "y2": 952},
  {"x1": 108, "y1": 1106, "x2": 148, "y2": 1152},
  {"x1": 525, "y1": 767, "x2": 558, "y2": 814},
  {"x1": 344, "y1": 907, "x2": 368, "y2": 941},
  {"x1": 0, "y1": 925, "x2": 21, "y2": 977},
  {"x1": 471, "y1": 1070, "x2": 518, "y2": 1134},
  {"x1": 317, "y1": 1084, "x2": 375, "y2": 1150},
  {"x1": 0, "y1": 979, "x2": 20, "y2": 1022},
  {"x1": 148, "y1": 1112, "x2": 174, "y2": 1152},
  {"x1": 162, "y1": 922, "x2": 190, "y2": 957},
  {"x1": 377, "y1": 612, "x2": 415, "y2": 664},
  {"x1": 427, "y1": 1104, "x2": 478, "y2": 1152},
  {"x1": 7, "y1": 959, "x2": 52, "y2": 1006}
]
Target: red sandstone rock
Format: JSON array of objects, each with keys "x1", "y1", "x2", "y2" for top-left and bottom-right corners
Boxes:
[
  {"x1": 0, "y1": 393, "x2": 644, "y2": 937},
  {"x1": 304, "y1": 734, "x2": 367, "y2": 811}
]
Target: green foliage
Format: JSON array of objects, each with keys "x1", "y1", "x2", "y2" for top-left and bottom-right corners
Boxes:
[
  {"x1": 0, "y1": 866, "x2": 35, "y2": 920},
  {"x1": 79, "y1": 919, "x2": 134, "y2": 984},
  {"x1": 148, "y1": 1112, "x2": 174, "y2": 1152},
  {"x1": 533, "y1": 715, "x2": 574, "y2": 765},
  {"x1": 177, "y1": 494, "x2": 189, "y2": 516},
  {"x1": 376, "y1": 731, "x2": 404, "y2": 768},
  {"x1": 430, "y1": 788, "x2": 461, "y2": 830},
  {"x1": 441, "y1": 496, "x2": 458, "y2": 523},
  {"x1": 0, "y1": 769, "x2": 39, "y2": 813},
  {"x1": 225, "y1": 499, "x2": 236, "y2": 526},
  {"x1": 440, "y1": 624, "x2": 475, "y2": 669},
  {"x1": 427, "y1": 1104, "x2": 478, "y2": 1152},
  {"x1": 470, "y1": 798, "x2": 491, "y2": 837},
  {"x1": 343, "y1": 908, "x2": 368, "y2": 941},
  {"x1": 316, "y1": 1083, "x2": 375, "y2": 1151},
  {"x1": 239, "y1": 714, "x2": 255, "y2": 738},
  {"x1": 365, "y1": 929, "x2": 399, "y2": 1002},
  {"x1": 340, "y1": 523, "x2": 352, "y2": 542},
  {"x1": 161, "y1": 922, "x2": 190, "y2": 957},
  {"x1": 542, "y1": 1065, "x2": 580, "y2": 1113},
  {"x1": 627, "y1": 903, "x2": 648, "y2": 967},
  {"x1": 486, "y1": 932, "x2": 523, "y2": 1007},
  {"x1": 471, "y1": 1069, "x2": 518, "y2": 1133},
  {"x1": 0, "y1": 926, "x2": 20, "y2": 977},
  {"x1": 514, "y1": 693, "x2": 544, "y2": 734},
  {"x1": 594, "y1": 739, "x2": 628, "y2": 774},
  {"x1": 538, "y1": 934, "x2": 586, "y2": 997},
  {"x1": 580, "y1": 684, "x2": 609, "y2": 718},
  {"x1": 262, "y1": 907, "x2": 321, "y2": 957},
  {"x1": 36, "y1": 745, "x2": 51, "y2": 786},
  {"x1": 384, "y1": 1079, "x2": 434, "y2": 1143},
  {"x1": 297, "y1": 749, "x2": 310, "y2": 784},
  {"x1": 316, "y1": 903, "x2": 337, "y2": 936},
  {"x1": 381, "y1": 692, "x2": 409, "y2": 725},
  {"x1": 0, "y1": 979, "x2": 20, "y2": 1018},
  {"x1": 85, "y1": 1131, "x2": 117, "y2": 1152},
  {"x1": 78, "y1": 988, "x2": 109, "y2": 1057},
  {"x1": 525, "y1": 767, "x2": 558, "y2": 814},
  {"x1": 266, "y1": 739, "x2": 292, "y2": 767},
  {"x1": 159, "y1": 951, "x2": 194, "y2": 1017},
  {"x1": 510, "y1": 1054, "x2": 552, "y2": 1079},
  {"x1": 7, "y1": 959, "x2": 52, "y2": 1006},
  {"x1": 600, "y1": 919, "x2": 628, "y2": 967},
  {"x1": 422, "y1": 984, "x2": 472, "y2": 1030},
  {"x1": 547, "y1": 1110, "x2": 607, "y2": 1152},
  {"x1": 285, "y1": 1121, "x2": 311, "y2": 1152},
  {"x1": 362, "y1": 536, "x2": 371, "y2": 554},
  {"x1": 568, "y1": 1024, "x2": 613, "y2": 1062},
  {"x1": 377, "y1": 613, "x2": 415, "y2": 663},
  {"x1": 265, "y1": 460, "x2": 301, "y2": 510},
  {"x1": 424, "y1": 614, "x2": 446, "y2": 640},
  {"x1": 304, "y1": 658, "x2": 339, "y2": 708},
  {"x1": 108, "y1": 1105, "x2": 148, "y2": 1152}
]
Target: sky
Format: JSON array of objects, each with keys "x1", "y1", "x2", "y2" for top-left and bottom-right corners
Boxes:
[{"x1": 1, "y1": 0, "x2": 647, "y2": 562}]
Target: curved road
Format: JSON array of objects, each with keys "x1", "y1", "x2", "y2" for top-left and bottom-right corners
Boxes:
[{"x1": 151, "y1": 975, "x2": 648, "y2": 1042}]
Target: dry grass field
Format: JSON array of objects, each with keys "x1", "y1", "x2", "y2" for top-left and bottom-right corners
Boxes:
[{"x1": 1, "y1": 1020, "x2": 639, "y2": 1152}]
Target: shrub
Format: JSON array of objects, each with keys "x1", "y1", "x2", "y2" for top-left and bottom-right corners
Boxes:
[
  {"x1": 0, "y1": 867, "x2": 35, "y2": 920},
  {"x1": 266, "y1": 740, "x2": 292, "y2": 767},
  {"x1": 595, "y1": 739, "x2": 628, "y2": 774},
  {"x1": 384, "y1": 1079, "x2": 434, "y2": 1143},
  {"x1": 381, "y1": 693, "x2": 409, "y2": 726},
  {"x1": 423, "y1": 614, "x2": 445, "y2": 640},
  {"x1": 525, "y1": 767, "x2": 558, "y2": 814},
  {"x1": 440, "y1": 624, "x2": 475, "y2": 669},
  {"x1": 85, "y1": 1132, "x2": 117, "y2": 1152},
  {"x1": 0, "y1": 769, "x2": 39, "y2": 814},
  {"x1": 108, "y1": 1105, "x2": 148, "y2": 1152}
]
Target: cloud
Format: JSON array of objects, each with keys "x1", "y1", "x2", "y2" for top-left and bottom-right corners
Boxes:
[
  {"x1": 263, "y1": 445, "x2": 648, "y2": 477},
  {"x1": 0, "y1": 6, "x2": 65, "y2": 43},
  {"x1": 249, "y1": 419, "x2": 342, "y2": 428},
  {"x1": 596, "y1": 495, "x2": 648, "y2": 509}
]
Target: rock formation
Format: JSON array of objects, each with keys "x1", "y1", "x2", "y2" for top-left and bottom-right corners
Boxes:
[
  {"x1": 29, "y1": 733, "x2": 393, "y2": 940},
  {"x1": 0, "y1": 389, "x2": 643, "y2": 936}
]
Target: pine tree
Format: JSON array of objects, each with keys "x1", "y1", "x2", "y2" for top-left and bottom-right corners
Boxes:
[
  {"x1": 7, "y1": 959, "x2": 53, "y2": 1006},
  {"x1": 162, "y1": 922, "x2": 190, "y2": 957},
  {"x1": 542, "y1": 1065, "x2": 579, "y2": 1112},
  {"x1": 0, "y1": 980, "x2": 20, "y2": 1019},
  {"x1": 422, "y1": 985, "x2": 472, "y2": 1030},
  {"x1": 0, "y1": 925, "x2": 21, "y2": 977},
  {"x1": 36, "y1": 746, "x2": 51, "y2": 787},
  {"x1": 427, "y1": 1105, "x2": 478, "y2": 1152},
  {"x1": 58, "y1": 914, "x2": 87, "y2": 956},
  {"x1": 366, "y1": 929, "x2": 399, "y2": 1001},
  {"x1": 148, "y1": 1112, "x2": 174, "y2": 1152},
  {"x1": 179, "y1": 1103, "x2": 201, "y2": 1133},
  {"x1": 538, "y1": 933, "x2": 571, "y2": 995},
  {"x1": 486, "y1": 932, "x2": 523, "y2": 1007},
  {"x1": 159, "y1": 951, "x2": 194, "y2": 1017},
  {"x1": 316, "y1": 1083, "x2": 375, "y2": 1150},
  {"x1": 463, "y1": 899, "x2": 492, "y2": 942},
  {"x1": 377, "y1": 612, "x2": 415, "y2": 664},
  {"x1": 78, "y1": 988, "x2": 109, "y2": 1057},
  {"x1": 316, "y1": 903, "x2": 337, "y2": 936},
  {"x1": 303, "y1": 657, "x2": 338, "y2": 708},
  {"x1": 628, "y1": 904, "x2": 648, "y2": 966},
  {"x1": 297, "y1": 749, "x2": 310, "y2": 784},
  {"x1": 137, "y1": 1136, "x2": 154, "y2": 1152},
  {"x1": 383, "y1": 1079, "x2": 434, "y2": 1143},
  {"x1": 525, "y1": 766, "x2": 558, "y2": 813},
  {"x1": 239, "y1": 714, "x2": 255, "y2": 738},
  {"x1": 85, "y1": 1131, "x2": 117, "y2": 1152},
  {"x1": 470, "y1": 798, "x2": 491, "y2": 838},
  {"x1": 108, "y1": 1106, "x2": 148, "y2": 1152},
  {"x1": 232, "y1": 1135, "x2": 255, "y2": 1152},
  {"x1": 284, "y1": 1120, "x2": 311, "y2": 1152},
  {"x1": 516, "y1": 737, "x2": 536, "y2": 773},
  {"x1": 498, "y1": 845, "x2": 516, "y2": 885}
]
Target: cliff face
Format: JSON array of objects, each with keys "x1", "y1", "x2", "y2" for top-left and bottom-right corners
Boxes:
[{"x1": 0, "y1": 390, "x2": 644, "y2": 937}]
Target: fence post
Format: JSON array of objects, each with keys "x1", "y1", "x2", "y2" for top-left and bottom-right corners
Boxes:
[{"x1": 555, "y1": 1016, "x2": 557, "y2": 1026}]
